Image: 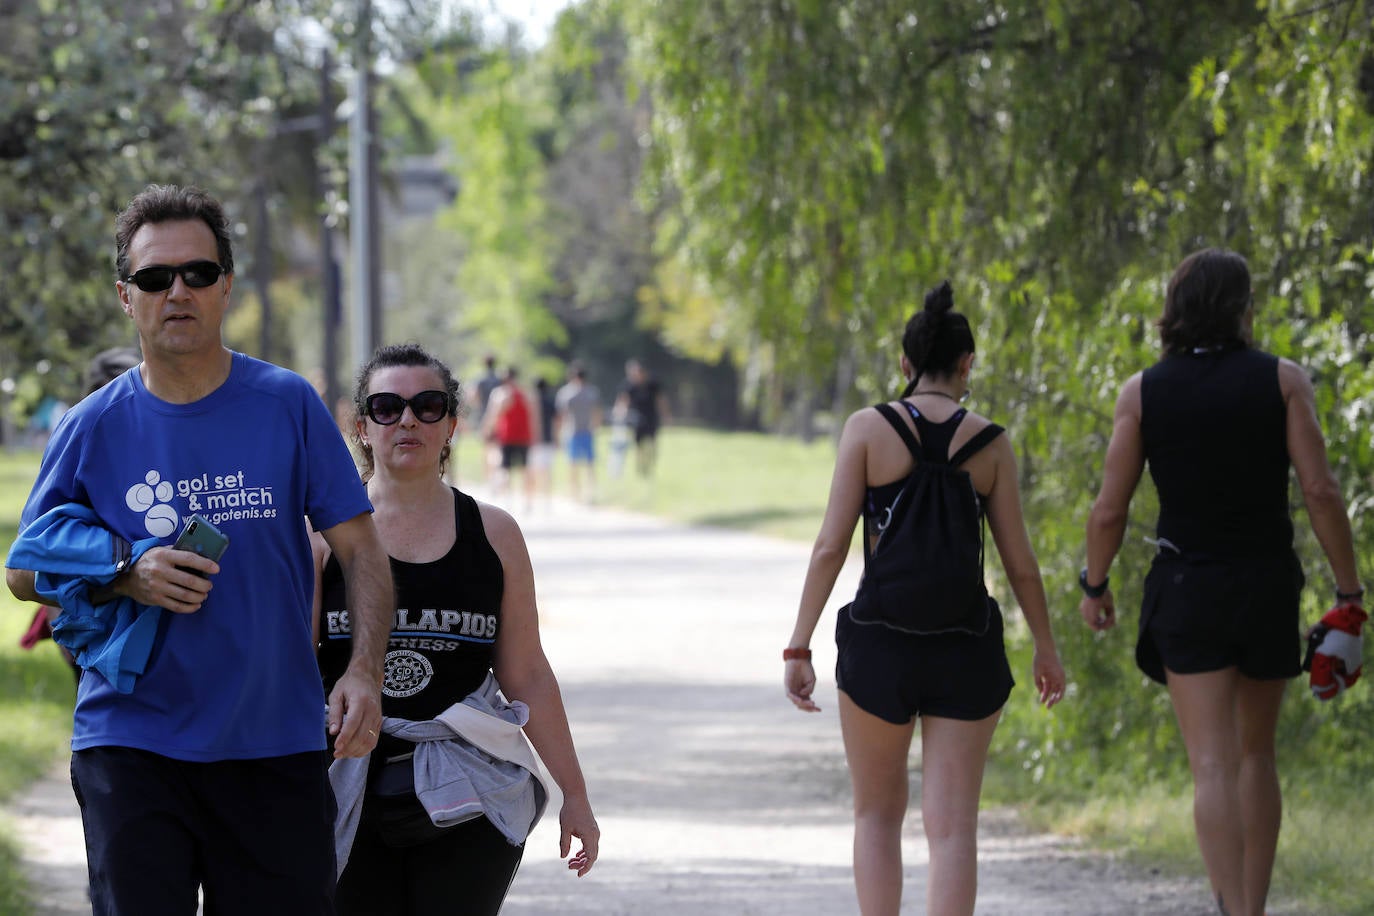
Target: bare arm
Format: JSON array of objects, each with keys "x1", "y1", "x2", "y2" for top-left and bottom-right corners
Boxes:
[
  {"x1": 309, "y1": 528, "x2": 329, "y2": 647},
  {"x1": 1080, "y1": 374, "x2": 1146, "y2": 631},
  {"x1": 319, "y1": 512, "x2": 393, "y2": 759},
  {"x1": 785, "y1": 410, "x2": 867, "y2": 712},
  {"x1": 983, "y1": 431, "x2": 1065, "y2": 707},
  {"x1": 1280, "y1": 359, "x2": 1361, "y2": 595},
  {"x1": 6, "y1": 567, "x2": 40, "y2": 604},
  {"x1": 486, "y1": 503, "x2": 599, "y2": 876},
  {"x1": 8, "y1": 546, "x2": 216, "y2": 613}
]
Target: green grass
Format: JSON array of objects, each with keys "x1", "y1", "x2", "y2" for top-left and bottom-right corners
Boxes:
[
  {"x1": 590, "y1": 427, "x2": 841, "y2": 542},
  {"x1": 0, "y1": 449, "x2": 77, "y2": 914},
  {"x1": 983, "y1": 766, "x2": 1374, "y2": 915},
  {"x1": 456, "y1": 426, "x2": 840, "y2": 543}
]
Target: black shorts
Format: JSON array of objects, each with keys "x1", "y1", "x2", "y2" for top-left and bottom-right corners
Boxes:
[
  {"x1": 1136, "y1": 550, "x2": 1304, "y2": 684},
  {"x1": 70, "y1": 747, "x2": 335, "y2": 914},
  {"x1": 835, "y1": 598, "x2": 1014, "y2": 724},
  {"x1": 500, "y1": 444, "x2": 529, "y2": 469}
]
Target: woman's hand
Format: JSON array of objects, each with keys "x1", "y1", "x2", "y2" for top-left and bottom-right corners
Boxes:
[
  {"x1": 559, "y1": 793, "x2": 600, "y2": 877},
  {"x1": 1079, "y1": 590, "x2": 1116, "y2": 631},
  {"x1": 1032, "y1": 646, "x2": 1066, "y2": 708},
  {"x1": 785, "y1": 658, "x2": 820, "y2": 712}
]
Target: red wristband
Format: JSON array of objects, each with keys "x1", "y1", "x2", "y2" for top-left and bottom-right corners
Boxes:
[{"x1": 783, "y1": 648, "x2": 812, "y2": 661}]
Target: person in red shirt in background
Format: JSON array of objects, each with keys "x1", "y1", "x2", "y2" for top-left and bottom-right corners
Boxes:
[{"x1": 482, "y1": 367, "x2": 540, "y2": 511}]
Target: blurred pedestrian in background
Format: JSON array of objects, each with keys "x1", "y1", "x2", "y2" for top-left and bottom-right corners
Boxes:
[{"x1": 554, "y1": 362, "x2": 602, "y2": 502}]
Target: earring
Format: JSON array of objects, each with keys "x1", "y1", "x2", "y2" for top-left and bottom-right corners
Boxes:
[{"x1": 445, "y1": 437, "x2": 452, "y2": 445}]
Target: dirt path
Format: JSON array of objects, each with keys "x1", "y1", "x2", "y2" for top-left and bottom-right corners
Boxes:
[{"x1": 9, "y1": 487, "x2": 1280, "y2": 913}]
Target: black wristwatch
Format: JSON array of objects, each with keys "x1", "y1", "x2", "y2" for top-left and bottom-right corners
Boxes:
[
  {"x1": 1079, "y1": 568, "x2": 1109, "y2": 599},
  {"x1": 1336, "y1": 587, "x2": 1365, "y2": 603}
]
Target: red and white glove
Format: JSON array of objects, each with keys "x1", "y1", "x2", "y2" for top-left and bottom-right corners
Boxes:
[{"x1": 1305, "y1": 603, "x2": 1366, "y2": 701}]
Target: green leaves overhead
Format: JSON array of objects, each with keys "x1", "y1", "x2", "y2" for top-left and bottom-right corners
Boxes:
[
  {"x1": 636, "y1": 0, "x2": 1374, "y2": 780},
  {"x1": 0, "y1": 0, "x2": 338, "y2": 395}
]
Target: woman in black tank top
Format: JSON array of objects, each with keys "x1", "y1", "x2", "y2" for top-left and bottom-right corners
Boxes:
[
  {"x1": 1079, "y1": 249, "x2": 1363, "y2": 916},
  {"x1": 785, "y1": 282, "x2": 1066, "y2": 915},
  {"x1": 314, "y1": 344, "x2": 599, "y2": 914}
]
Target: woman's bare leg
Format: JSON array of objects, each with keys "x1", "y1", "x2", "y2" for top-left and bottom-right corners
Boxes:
[
  {"x1": 920, "y1": 711, "x2": 1001, "y2": 916},
  {"x1": 838, "y1": 691, "x2": 917, "y2": 916}
]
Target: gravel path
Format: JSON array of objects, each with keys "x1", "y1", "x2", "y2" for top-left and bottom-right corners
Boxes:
[{"x1": 7, "y1": 487, "x2": 1303, "y2": 914}]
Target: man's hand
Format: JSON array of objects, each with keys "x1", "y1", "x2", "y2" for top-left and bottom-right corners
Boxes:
[
  {"x1": 110, "y1": 546, "x2": 217, "y2": 614},
  {"x1": 327, "y1": 667, "x2": 382, "y2": 758},
  {"x1": 1079, "y1": 590, "x2": 1116, "y2": 632}
]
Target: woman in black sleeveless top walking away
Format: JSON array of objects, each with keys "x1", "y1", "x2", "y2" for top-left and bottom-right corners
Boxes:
[
  {"x1": 785, "y1": 282, "x2": 1066, "y2": 916},
  {"x1": 1079, "y1": 249, "x2": 1363, "y2": 916},
  {"x1": 314, "y1": 343, "x2": 599, "y2": 915}
]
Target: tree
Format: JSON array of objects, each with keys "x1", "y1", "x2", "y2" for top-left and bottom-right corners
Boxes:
[
  {"x1": 634, "y1": 0, "x2": 1374, "y2": 779},
  {"x1": 0, "y1": 0, "x2": 449, "y2": 419}
]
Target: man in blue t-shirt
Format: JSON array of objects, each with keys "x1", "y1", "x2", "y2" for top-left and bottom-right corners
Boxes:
[{"x1": 4, "y1": 184, "x2": 394, "y2": 914}]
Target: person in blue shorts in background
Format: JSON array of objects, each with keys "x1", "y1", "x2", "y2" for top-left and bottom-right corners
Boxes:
[{"x1": 554, "y1": 362, "x2": 602, "y2": 502}]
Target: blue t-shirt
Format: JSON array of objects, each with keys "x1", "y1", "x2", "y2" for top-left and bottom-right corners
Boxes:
[{"x1": 20, "y1": 353, "x2": 372, "y2": 761}]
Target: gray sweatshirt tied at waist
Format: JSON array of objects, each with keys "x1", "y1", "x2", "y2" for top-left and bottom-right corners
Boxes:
[{"x1": 329, "y1": 671, "x2": 556, "y2": 876}]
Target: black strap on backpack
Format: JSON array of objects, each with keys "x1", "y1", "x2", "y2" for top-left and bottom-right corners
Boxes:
[
  {"x1": 862, "y1": 402, "x2": 1003, "y2": 563},
  {"x1": 853, "y1": 402, "x2": 1004, "y2": 635}
]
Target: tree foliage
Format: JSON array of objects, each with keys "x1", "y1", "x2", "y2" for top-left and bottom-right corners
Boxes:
[
  {"x1": 634, "y1": 0, "x2": 1374, "y2": 781},
  {"x1": 1, "y1": 1, "x2": 315, "y2": 394},
  {"x1": 0, "y1": 0, "x2": 450, "y2": 416}
]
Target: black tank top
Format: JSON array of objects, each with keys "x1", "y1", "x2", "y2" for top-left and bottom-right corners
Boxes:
[
  {"x1": 318, "y1": 488, "x2": 504, "y2": 756},
  {"x1": 1141, "y1": 347, "x2": 1292, "y2": 556}
]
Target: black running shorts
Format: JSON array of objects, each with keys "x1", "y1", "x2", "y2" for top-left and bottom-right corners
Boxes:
[
  {"x1": 835, "y1": 598, "x2": 1014, "y2": 724},
  {"x1": 1136, "y1": 550, "x2": 1305, "y2": 684}
]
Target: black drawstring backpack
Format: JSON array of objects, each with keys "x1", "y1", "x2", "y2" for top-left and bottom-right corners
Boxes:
[{"x1": 849, "y1": 403, "x2": 1003, "y2": 636}]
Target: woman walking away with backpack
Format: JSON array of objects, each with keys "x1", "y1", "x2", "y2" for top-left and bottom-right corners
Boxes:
[
  {"x1": 1078, "y1": 249, "x2": 1363, "y2": 916},
  {"x1": 784, "y1": 281, "x2": 1065, "y2": 916}
]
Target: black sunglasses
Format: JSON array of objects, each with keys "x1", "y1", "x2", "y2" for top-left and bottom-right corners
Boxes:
[
  {"x1": 122, "y1": 260, "x2": 225, "y2": 293},
  {"x1": 364, "y1": 390, "x2": 450, "y2": 425}
]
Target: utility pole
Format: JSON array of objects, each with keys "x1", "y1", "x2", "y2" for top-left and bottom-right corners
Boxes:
[
  {"x1": 254, "y1": 175, "x2": 273, "y2": 363},
  {"x1": 349, "y1": 0, "x2": 382, "y2": 368},
  {"x1": 319, "y1": 50, "x2": 343, "y2": 417}
]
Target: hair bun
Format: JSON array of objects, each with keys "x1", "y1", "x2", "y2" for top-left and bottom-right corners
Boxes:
[{"x1": 924, "y1": 280, "x2": 954, "y2": 315}]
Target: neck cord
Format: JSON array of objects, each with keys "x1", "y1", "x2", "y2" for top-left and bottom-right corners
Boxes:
[{"x1": 911, "y1": 389, "x2": 961, "y2": 403}]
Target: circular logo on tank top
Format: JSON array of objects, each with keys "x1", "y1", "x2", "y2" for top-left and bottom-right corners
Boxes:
[{"x1": 382, "y1": 649, "x2": 434, "y2": 698}]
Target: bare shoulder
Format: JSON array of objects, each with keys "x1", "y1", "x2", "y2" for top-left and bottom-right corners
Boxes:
[
  {"x1": 837, "y1": 404, "x2": 891, "y2": 445},
  {"x1": 961, "y1": 410, "x2": 1012, "y2": 459},
  {"x1": 474, "y1": 498, "x2": 525, "y2": 555},
  {"x1": 958, "y1": 408, "x2": 1004, "y2": 434},
  {"x1": 1115, "y1": 372, "x2": 1144, "y2": 417},
  {"x1": 1275, "y1": 357, "x2": 1313, "y2": 397},
  {"x1": 845, "y1": 403, "x2": 889, "y2": 429}
]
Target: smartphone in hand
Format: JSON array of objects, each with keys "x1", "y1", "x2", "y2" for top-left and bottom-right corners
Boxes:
[{"x1": 172, "y1": 514, "x2": 229, "y2": 577}]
